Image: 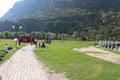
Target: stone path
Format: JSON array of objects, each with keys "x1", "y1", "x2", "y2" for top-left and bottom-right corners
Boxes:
[{"x1": 0, "y1": 45, "x2": 49, "y2": 80}]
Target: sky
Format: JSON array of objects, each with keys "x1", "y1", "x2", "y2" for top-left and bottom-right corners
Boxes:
[{"x1": 0, "y1": 0, "x2": 21, "y2": 18}]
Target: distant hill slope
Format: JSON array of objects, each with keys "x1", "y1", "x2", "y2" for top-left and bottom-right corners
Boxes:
[
  {"x1": 0, "y1": 0, "x2": 53, "y2": 21},
  {"x1": 0, "y1": 0, "x2": 120, "y2": 21},
  {"x1": 0, "y1": 0, "x2": 119, "y2": 40}
]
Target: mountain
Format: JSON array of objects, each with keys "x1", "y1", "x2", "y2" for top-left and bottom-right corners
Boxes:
[
  {"x1": 0, "y1": 0, "x2": 54, "y2": 21},
  {"x1": 0, "y1": 0, "x2": 120, "y2": 40},
  {"x1": 1, "y1": 0, "x2": 120, "y2": 21}
]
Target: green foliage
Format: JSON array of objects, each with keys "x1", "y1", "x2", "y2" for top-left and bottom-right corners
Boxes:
[
  {"x1": 0, "y1": 0, "x2": 120, "y2": 40},
  {"x1": 72, "y1": 31, "x2": 79, "y2": 39}
]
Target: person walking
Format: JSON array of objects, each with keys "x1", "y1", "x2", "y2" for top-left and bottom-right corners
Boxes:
[{"x1": 30, "y1": 36, "x2": 34, "y2": 46}]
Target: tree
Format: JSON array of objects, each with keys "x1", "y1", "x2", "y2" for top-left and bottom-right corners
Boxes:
[
  {"x1": 3, "y1": 31, "x2": 9, "y2": 39},
  {"x1": 72, "y1": 31, "x2": 79, "y2": 40}
]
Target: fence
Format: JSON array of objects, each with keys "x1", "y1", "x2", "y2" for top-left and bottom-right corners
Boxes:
[{"x1": 98, "y1": 40, "x2": 120, "y2": 51}]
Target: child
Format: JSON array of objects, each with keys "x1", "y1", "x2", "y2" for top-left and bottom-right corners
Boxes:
[{"x1": 4, "y1": 44, "x2": 9, "y2": 50}]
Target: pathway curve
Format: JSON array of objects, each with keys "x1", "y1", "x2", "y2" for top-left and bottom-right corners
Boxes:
[{"x1": 0, "y1": 45, "x2": 49, "y2": 80}]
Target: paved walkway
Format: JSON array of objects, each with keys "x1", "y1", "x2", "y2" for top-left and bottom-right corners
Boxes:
[{"x1": 0, "y1": 45, "x2": 49, "y2": 80}]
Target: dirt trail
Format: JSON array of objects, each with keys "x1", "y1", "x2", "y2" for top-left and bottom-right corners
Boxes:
[
  {"x1": 73, "y1": 46, "x2": 120, "y2": 64},
  {"x1": 0, "y1": 45, "x2": 68, "y2": 80}
]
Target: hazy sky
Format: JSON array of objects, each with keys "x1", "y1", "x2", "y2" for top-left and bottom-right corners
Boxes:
[{"x1": 0, "y1": 0, "x2": 21, "y2": 18}]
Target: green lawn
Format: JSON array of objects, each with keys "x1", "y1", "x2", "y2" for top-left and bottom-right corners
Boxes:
[
  {"x1": 35, "y1": 40, "x2": 120, "y2": 80},
  {"x1": 0, "y1": 39, "x2": 27, "y2": 64}
]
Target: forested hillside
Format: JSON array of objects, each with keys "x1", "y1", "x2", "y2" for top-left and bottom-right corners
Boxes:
[
  {"x1": 0, "y1": 0, "x2": 120, "y2": 40},
  {"x1": 1, "y1": 0, "x2": 120, "y2": 21}
]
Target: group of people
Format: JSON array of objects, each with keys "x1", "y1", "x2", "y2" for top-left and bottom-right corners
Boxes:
[
  {"x1": 4, "y1": 37, "x2": 47, "y2": 51},
  {"x1": 30, "y1": 38, "x2": 46, "y2": 48},
  {"x1": 37, "y1": 42, "x2": 46, "y2": 48}
]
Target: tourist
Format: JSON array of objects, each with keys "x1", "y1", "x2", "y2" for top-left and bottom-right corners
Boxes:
[
  {"x1": 41, "y1": 42, "x2": 46, "y2": 48},
  {"x1": 4, "y1": 44, "x2": 9, "y2": 50}
]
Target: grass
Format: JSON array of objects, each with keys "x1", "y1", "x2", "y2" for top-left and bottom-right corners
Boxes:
[
  {"x1": 0, "y1": 39, "x2": 28, "y2": 64},
  {"x1": 35, "y1": 40, "x2": 120, "y2": 80}
]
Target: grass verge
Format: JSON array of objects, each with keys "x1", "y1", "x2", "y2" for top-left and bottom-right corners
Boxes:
[
  {"x1": 35, "y1": 40, "x2": 120, "y2": 80},
  {"x1": 0, "y1": 39, "x2": 28, "y2": 64}
]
